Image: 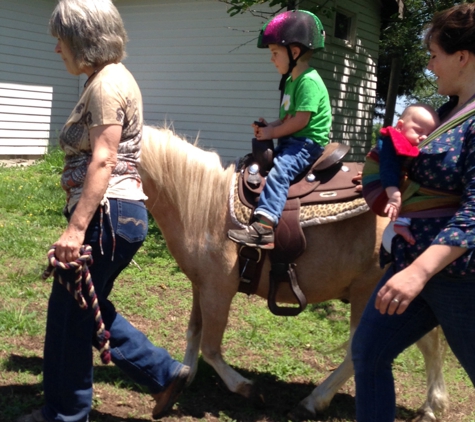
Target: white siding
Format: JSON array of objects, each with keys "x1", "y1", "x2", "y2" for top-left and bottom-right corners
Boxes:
[
  {"x1": 117, "y1": 0, "x2": 379, "y2": 162},
  {"x1": 116, "y1": 0, "x2": 282, "y2": 163},
  {"x1": 314, "y1": 0, "x2": 381, "y2": 160},
  {"x1": 0, "y1": 0, "x2": 381, "y2": 161},
  {"x1": 0, "y1": 82, "x2": 52, "y2": 155},
  {"x1": 0, "y1": 0, "x2": 79, "y2": 156}
]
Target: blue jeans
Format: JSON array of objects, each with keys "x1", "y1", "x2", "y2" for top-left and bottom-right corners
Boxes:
[
  {"x1": 352, "y1": 265, "x2": 475, "y2": 422},
  {"x1": 255, "y1": 136, "x2": 324, "y2": 224},
  {"x1": 41, "y1": 199, "x2": 184, "y2": 422}
]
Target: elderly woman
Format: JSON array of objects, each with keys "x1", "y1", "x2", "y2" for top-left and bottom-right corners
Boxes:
[
  {"x1": 18, "y1": 1, "x2": 189, "y2": 421},
  {"x1": 354, "y1": 3, "x2": 475, "y2": 421}
]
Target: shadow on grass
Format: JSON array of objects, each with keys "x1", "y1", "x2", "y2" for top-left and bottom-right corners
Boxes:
[{"x1": 2, "y1": 355, "x2": 420, "y2": 421}]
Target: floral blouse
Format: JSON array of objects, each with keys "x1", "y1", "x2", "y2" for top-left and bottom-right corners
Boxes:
[{"x1": 388, "y1": 110, "x2": 475, "y2": 277}]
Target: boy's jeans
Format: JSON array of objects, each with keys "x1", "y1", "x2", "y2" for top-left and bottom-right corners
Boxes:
[
  {"x1": 42, "y1": 199, "x2": 183, "y2": 422},
  {"x1": 255, "y1": 136, "x2": 324, "y2": 224},
  {"x1": 352, "y1": 264, "x2": 475, "y2": 422}
]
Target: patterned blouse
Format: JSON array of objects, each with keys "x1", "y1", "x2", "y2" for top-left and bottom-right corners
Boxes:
[
  {"x1": 387, "y1": 102, "x2": 475, "y2": 277},
  {"x1": 59, "y1": 63, "x2": 147, "y2": 211}
]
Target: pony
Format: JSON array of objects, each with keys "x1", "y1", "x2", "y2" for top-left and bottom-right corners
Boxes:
[{"x1": 138, "y1": 126, "x2": 448, "y2": 421}]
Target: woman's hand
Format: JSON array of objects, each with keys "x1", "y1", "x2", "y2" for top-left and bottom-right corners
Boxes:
[
  {"x1": 54, "y1": 226, "x2": 86, "y2": 263},
  {"x1": 375, "y1": 266, "x2": 427, "y2": 315},
  {"x1": 376, "y1": 244, "x2": 466, "y2": 315}
]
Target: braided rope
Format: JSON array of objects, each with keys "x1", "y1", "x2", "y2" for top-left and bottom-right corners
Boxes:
[{"x1": 42, "y1": 245, "x2": 111, "y2": 364}]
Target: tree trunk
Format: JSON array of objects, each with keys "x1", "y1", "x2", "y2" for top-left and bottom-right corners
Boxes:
[{"x1": 384, "y1": 56, "x2": 402, "y2": 127}]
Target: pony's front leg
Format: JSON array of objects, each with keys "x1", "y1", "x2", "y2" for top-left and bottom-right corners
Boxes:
[
  {"x1": 198, "y1": 284, "x2": 255, "y2": 399},
  {"x1": 414, "y1": 327, "x2": 448, "y2": 422},
  {"x1": 183, "y1": 283, "x2": 202, "y2": 384}
]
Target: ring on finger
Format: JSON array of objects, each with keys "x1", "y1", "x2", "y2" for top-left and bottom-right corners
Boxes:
[{"x1": 392, "y1": 298, "x2": 400, "y2": 304}]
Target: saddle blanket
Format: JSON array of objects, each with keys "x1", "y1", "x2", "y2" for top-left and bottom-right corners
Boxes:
[{"x1": 229, "y1": 172, "x2": 369, "y2": 229}]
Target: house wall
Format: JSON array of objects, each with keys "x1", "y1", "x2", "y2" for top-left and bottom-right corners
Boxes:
[
  {"x1": 116, "y1": 0, "x2": 380, "y2": 162},
  {"x1": 0, "y1": 0, "x2": 382, "y2": 162},
  {"x1": 313, "y1": 0, "x2": 381, "y2": 160},
  {"x1": 0, "y1": 0, "x2": 78, "y2": 156},
  {"x1": 115, "y1": 0, "x2": 282, "y2": 163}
]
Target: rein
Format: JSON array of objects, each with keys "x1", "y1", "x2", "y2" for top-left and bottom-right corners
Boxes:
[{"x1": 42, "y1": 245, "x2": 111, "y2": 364}]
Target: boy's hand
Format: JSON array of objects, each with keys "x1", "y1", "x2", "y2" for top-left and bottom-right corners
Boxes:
[
  {"x1": 256, "y1": 126, "x2": 274, "y2": 140},
  {"x1": 252, "y1": 118, "x2": 267, "y2": 137}
]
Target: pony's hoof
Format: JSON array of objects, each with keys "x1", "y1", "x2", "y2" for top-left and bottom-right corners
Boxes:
[
  {"x1": 410, "y1": 410, "x2": 437, "y2": 422},
  {"x1": 287, "y1": 404, "x2": 316, "y2": 421},
  {"x1": 248, "y1": 383, "x2": 266, "y2": 408}
]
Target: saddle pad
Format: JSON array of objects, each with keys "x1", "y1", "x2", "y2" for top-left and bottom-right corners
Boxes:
[{"x1": 229, "y1": 172, "x2": 369, "y2": 229}]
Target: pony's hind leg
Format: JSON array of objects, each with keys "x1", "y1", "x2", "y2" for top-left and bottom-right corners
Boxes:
[
  {"x1": 183, "y1": 283, "x2": 202, "y2": 384},
  {"x1": 290, "y1": 327, "x2": 355, "y2": 420},
  {"x1": 415, "y1": 326, "x2": 448, "y2": 421}
]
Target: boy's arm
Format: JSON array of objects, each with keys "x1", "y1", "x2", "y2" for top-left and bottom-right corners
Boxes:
[{"x1": 256, "y1": 111, "x2": 311, "y2": 140}]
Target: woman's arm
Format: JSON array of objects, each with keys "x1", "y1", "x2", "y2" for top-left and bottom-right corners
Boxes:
[
  {"x1": 54, "y1": 124, "x2": 122, "y2": 263},
  {"x1": 375, "y1": 244, "x2": 466, "y2": 315}
]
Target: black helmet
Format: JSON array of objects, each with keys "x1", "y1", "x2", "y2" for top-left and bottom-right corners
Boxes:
[{"x1": 257, "y1": 10, "x2": 325, "y2": 50}]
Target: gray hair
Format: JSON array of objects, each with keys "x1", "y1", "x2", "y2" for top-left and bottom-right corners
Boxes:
[{"x1": 49, "y1": 0, "x2": 128, "y2": 68}]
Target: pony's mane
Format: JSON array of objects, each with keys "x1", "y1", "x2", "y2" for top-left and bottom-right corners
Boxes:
[{"x1": 140, "y1": 126, "x2": 235, "y2": 238}]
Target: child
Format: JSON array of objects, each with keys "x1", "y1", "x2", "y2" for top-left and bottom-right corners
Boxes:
[
  {"x1": 375, "y1": 104, "x2": 440, "y2": 252},
  {"x1": 228, "y1": 10, "x2": 332, "y2": 249}
]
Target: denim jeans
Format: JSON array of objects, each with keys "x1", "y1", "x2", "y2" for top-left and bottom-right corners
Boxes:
[
  {"x1": 352, "y1": 265, "x2": 475, "y2": 422},
  {"x1": 41, "y1": 199, "x2": 184, "y2": 422},
  {"x1": 255, "y1": 136, "x2": 324, "y2": 224}
]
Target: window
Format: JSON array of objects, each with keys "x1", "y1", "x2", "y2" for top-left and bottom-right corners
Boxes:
[{"x1": 333, "y1": 9, "x2": 356, "y2": 47}]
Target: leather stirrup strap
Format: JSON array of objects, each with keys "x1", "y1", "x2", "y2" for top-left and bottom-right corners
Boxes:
[
  {"x1": 237, "y1": 246, "x2": 266, "y2": 295},
  {"x1": 268, "y1": 262, "x2": 307, "y2": 316}
]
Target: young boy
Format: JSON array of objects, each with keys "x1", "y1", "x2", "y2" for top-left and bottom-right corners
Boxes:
[
  {"x1": 228, "y1": 10, "x2": 332, "y2": 249},
  {"x1": 374, "y1": 104, "x2": 439, "y2": 252}
]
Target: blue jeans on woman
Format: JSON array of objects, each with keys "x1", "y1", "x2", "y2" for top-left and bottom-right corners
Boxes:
[
  {"x1": 41, "y1": 199, "x2": 185, "y2": 422},
  {"x1": 352, "y1": 264, "x2": 475, "y2": 422},
  {"x1": 255, "y1": 136, "x2": 324, "y2": 225}
]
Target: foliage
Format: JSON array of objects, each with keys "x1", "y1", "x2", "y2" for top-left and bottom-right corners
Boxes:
[
  {"x1": 372, "y1": 123, "x2": 382, "y2": 147},
  {"x1": 375, "y1": 0, "x2": 468, "y2": 117}
]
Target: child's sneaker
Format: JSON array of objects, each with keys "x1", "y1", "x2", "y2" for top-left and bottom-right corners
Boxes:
[{"x1": 228, "y1": 222, "x2": 275, "y2": 249}]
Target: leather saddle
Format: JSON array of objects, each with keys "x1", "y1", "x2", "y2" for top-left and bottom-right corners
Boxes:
[{"x1": 236, "y1": 139, "x2": 363, "y2": 316}]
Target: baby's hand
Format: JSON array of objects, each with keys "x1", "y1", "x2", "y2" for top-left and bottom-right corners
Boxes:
[{"x1": 384, "y1": 194, "x2": 402, "y2": 221}]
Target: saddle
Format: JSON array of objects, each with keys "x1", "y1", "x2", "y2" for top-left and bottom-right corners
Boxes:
[{"x1": 237, "y1": 138, "x2": 363, "y2": 316}]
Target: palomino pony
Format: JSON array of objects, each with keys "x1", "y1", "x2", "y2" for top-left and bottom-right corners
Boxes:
[{"x1": 139, "y1": 126, "x2": 448, "y2": 420}]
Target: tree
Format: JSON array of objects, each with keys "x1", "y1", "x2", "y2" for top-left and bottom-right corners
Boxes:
[
  {"x1": 221, "y1": 0, "x2": 471, "y2": 118},
  {"x1": 376, "y1": 0, "x2": 466, "y2": 118}
]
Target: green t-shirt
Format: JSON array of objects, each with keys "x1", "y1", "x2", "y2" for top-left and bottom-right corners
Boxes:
[{"x1": 279, "y1": 68, "x2": 331, "y2": 146}]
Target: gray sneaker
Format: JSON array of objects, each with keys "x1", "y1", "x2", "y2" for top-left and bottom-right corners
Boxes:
[{"x1": 228, "y1": 222, "x2": 275, "y2": 249}]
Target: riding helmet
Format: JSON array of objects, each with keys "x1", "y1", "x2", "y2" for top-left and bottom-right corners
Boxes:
[{"x1": 257, "y1": 10, "x2": 325, "y2": 50}]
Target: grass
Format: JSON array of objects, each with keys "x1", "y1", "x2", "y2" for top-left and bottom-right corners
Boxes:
[{"x1": 1, "y1": 151, "x2": 475, "y2": 421}]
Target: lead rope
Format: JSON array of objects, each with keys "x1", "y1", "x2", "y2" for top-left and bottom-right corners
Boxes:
[{"x1": 42, "y1": 245, "x2": 111, "y2": 364}]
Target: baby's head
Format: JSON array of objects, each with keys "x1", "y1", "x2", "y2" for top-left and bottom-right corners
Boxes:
[{"x1": 396, "y1": 104, "x2": 440, "y2": 145}]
